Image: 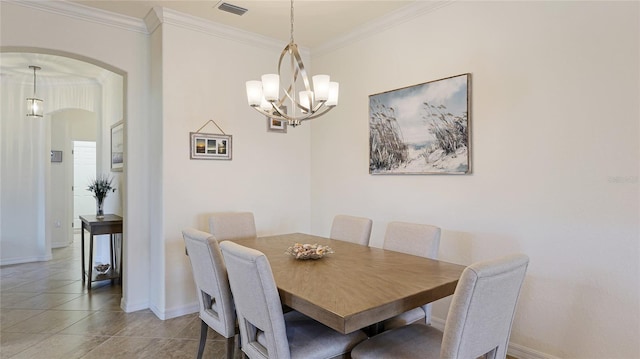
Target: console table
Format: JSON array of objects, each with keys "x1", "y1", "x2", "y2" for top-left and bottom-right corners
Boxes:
[{"x1": 80, "y1": 214, "x2": 123, "y2": 290}]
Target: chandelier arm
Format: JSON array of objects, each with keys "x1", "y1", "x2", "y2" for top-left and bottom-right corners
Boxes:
[
  {"x1": 300, "y1": 105, "x2": 335, "y2": 121},
  {"x1": 268, "y1": 101, "x2": 315, "y2": 122},
  {"x1": 311, "y1": 100, "x2": 329, "y2": 113},
  {"x1": 278, "y1": 88, "x2": 315, "y2": 115},
  {"x1": 250, "y1": 104, "x2": 317, "y2": 124},
  {"x1": 277, "y1": 43, "x2": 314, "y2": 113},
  {"x1": 287, "y1": 44, "x2": 312, "y2": 95},
  {"x1": 277, "y1": 44, "x2": 300, "y2": 107}
]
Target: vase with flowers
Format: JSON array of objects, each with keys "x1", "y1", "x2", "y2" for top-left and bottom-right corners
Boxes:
[{"x1": 87, "y1": 174, "x2": 116, "y2": 219}]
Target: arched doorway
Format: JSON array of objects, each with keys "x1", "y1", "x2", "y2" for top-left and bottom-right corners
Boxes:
[{"x1": 0, "y1": 50, "x2": 125, "y2": 296}]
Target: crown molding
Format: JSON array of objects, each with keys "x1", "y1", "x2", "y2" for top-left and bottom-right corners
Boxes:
[
  {"x1": 6, "y1": 0, "x2": 148, "y2": 34},
  {"x1": 314, "y1": 0, "x2": 455, "y2": 56},
  {"x1": 149, "y1": 7, "x2": 303, "y2": 55},
  {"x1": 143, "y1": 7, "x2": 162, "y2": 34}
]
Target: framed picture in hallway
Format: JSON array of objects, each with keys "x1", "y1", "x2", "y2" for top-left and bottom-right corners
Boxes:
[
  {"x1": 369, "y1": 73, "x2": 471, "y2": 175},
  {"x1": 111, "y1": 121, "x2": 124, "y2": 172}
]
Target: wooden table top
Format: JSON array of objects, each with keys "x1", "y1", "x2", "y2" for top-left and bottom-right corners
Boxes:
[{"x1": 231, "y1": 233, "x2": 465, "y2": 334}]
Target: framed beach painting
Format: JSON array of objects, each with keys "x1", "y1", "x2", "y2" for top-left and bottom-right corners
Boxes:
[{"x1": 369, "y1": 73, "x2": 471, "y2": 175}]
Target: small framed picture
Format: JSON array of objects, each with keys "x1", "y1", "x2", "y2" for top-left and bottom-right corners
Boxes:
[
  {"x1": 111, "y1": 121, "x2": 124, "y2": 172},
  {"x1": 51, "y1": 150, "x2": 62, "y2": 163},
  {"x1": 266, "y1": 106, "x2": 287, "y2": 133},
  {"x1": 190, "y1": 132, "x2": 232, "y2": 160}
]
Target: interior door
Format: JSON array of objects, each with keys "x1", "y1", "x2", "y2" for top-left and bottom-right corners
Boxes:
[{"x1": 73, "y1": 141, "x2": 96, "y2": 229}]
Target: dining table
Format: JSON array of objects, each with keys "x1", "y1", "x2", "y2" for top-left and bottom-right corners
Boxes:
[{"x1": 230, "y1": 232, "x2": 466, "y2": 334}]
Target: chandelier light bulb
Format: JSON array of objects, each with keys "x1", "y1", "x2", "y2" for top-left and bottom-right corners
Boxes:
[
  {"x1": 260, "y1": 97, "x2": 271, "y2": 111},
  {"x1": 326, "y1": 82, "x2": 339, "y2": 107},
  {"x1": 261, "y1": 74, "x2": 280, "y2": 102},
  {"x1": 312, "y1": 75, "x2": 330, "y2": 102},
  {"x1": 299, "y1": 91, "x2": 314, "y2": 113},
  {"x1": 246, "y1": 81, "x2": 263, "y2": 106}
]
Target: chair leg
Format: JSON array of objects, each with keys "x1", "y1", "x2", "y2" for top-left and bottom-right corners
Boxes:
[
  {"x1": 197, "y1": 320, "x2": 208, "y2": 359},
  {"x1": 225, "y1": 335, "x2": 235, "y2": 359}
]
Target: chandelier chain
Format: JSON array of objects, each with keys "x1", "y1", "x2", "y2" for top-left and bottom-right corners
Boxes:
[
  {"x1": 32, "y1": 66, "x2": 37, "y2": 96},
  {"x1": 290, "y1": 0, "x2": 294, "y2": 44}
]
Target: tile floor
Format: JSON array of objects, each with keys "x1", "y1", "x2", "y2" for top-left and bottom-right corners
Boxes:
[{"x1": 1, "y1": 237, "x2": 238, "y2": 358}]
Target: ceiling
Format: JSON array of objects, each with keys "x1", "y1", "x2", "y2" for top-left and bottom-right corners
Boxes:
[
  {"x1": 2, "y1": 1, "x2": 415, "y2": 81},
  {"x1": 71, "y1": 0, "x2": 414, "y2": 49},
  {"x1": 0, "y1": 52, "x2": 113, "y2": 82}
]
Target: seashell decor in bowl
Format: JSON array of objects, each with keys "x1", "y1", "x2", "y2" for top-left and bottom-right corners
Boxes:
[
  {"x1": 94, "y1": 263, "x2": 111, "y2": 274},
  {"x1": 285, "y1": 243, "x2": 334, "y2": 260}
]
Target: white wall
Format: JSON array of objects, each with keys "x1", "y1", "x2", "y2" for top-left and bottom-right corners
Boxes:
[
  {"x1": 0, "y1": 77, "x2": 50, "y2": 264},
  {"x1": 147, "y1": 8, "x2": 312, "y2": 318},
  {"x1": 0, "y1": 1, "x2": 151, "y2": 311},
  {"x1": 310, "y1": 2, "x2": 639, "y2": 358},
  {"x1": 100, "y1": 72, "x2": 124, "y2": 217}
]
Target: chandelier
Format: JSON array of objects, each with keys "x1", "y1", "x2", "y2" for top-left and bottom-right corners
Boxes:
[
  {"x1": 26, "y1": 65, "x2": 43, "y2": 118},
  {"x1": 245, "y1": 0, "x2": 339, "y2": 127}
]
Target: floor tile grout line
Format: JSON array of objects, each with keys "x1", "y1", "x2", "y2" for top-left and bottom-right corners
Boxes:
[{"x1": 1, "y1": 309, "x2": 99, "y2": 335}]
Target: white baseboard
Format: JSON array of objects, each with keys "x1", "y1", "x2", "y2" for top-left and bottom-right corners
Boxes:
[
  {"x1": 507, "y1": 343, "x2": 562, "y2": 359},
  {"x1": 149, "y1": 301, "x2": 198, "y2": 320},
  {"x1": 120, "y1": 298, "x2": 150, "y2": 313},
  {"x1": 52, "y1": 241, "x2": 73, "y2": 249},
  {"x1": 431, "y1": 316, "x2": 560, "y2": 359},
  {"x1": 0, "y1": 254, "x2": 52, "y2": 266}
]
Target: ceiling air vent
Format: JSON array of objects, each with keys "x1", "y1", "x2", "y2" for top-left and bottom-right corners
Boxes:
[{"x1": 218, "y1": 2, "x2": 248, "y2": 16}]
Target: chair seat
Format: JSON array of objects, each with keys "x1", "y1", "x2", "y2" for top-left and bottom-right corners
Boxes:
[
  {"x1": 382, "y1": 307, "x2": 425, "y2": 330},
  {"x1": 351, "y1": 324, "x2": 442, "y2": 359},
  {"x1": 257, "y1": 311, "x2": 368, "y2": 359}
]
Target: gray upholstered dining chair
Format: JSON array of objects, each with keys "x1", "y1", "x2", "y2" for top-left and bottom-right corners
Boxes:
[
  {"x1": 382, "y1": 221, "x2": 441, "y2": 330},
  {"x1": 330, "y1": 214, "x2": 373, "y2": 246},
  {"x1": 182, "y1": 228, "x2": 237, "y2": 359},
  {"x1": 209, "y1": 212, "x2": 257, "y2": 241},
  {"x1": 219, "y1": 241, "x2": 368, "y2": 359},
  {"x1": 351, "y1": 253, "x2": 529, "y2": 359}
]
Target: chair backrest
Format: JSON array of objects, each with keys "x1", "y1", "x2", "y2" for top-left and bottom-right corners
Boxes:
[
  {"x1": 441, "y1": 254, "x2": 529, "y2": 359},
  {"x1": 382, "y1": 221, "x2": 441, "y2": 258},
  {"x1": 220, "y1": 241, "x2": 291, "y2": 359},
  {"x1": 330, "y1": 215, "x2": 373, "y2": 246},
  {"x1": 383, "y1": 221, "x2": 441, "y2": 324},
  {"x1": 182, "y1": 228, "x2": 236, "y2": 338},
  {"x1": 209, "y1": 212, "x2": 257, "y2": 241}
]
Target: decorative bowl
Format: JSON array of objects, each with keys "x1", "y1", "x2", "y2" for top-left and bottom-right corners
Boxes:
[
  {"x1": 94, "y1": 263, "x2": 110, "y2": 274},
  {"x1": 285, "y1": 243, "x2": 334, "y2": 260}
]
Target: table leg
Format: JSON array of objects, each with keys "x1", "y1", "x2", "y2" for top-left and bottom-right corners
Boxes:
[
  {"x1": 118, "y1": 234, "x2": 123, "y2": 283},
  {"x1": 81, "y1": 227, "x2": 86, "y2": 282},
  {"x1": 110, "y1": 234, "x2": 115, "y2": 284},
  {"x1": 88, "y1": 233, "x2": 94, "y2": 291},
  {"x1": 366, "y1": 322, "x2": 385, "y2": 337}
]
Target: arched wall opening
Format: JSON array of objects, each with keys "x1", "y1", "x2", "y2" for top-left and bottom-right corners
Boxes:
[{"x1": 0, "y1": 48, "x2": 126, "y2": 300}]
